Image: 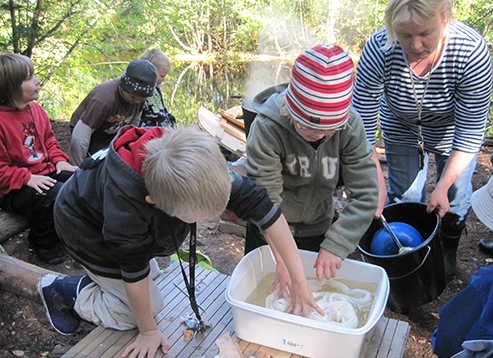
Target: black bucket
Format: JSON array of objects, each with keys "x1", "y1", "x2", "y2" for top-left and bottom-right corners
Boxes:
[{"x1": 358, "y1": 202, "x2": 446, "y2": 313}]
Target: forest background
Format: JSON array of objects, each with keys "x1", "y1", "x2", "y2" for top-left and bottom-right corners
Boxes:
[
  {"x1": 1, "y1": 0, "x2": 493, "y2": 131},
  {"x1": 1, "y1": 2, "x2": 493, "y2": 356}
]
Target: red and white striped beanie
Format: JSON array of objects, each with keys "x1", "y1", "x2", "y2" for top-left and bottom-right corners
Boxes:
[{"x1": 286, "y1": 44, "x2": 354, "y2": 130}]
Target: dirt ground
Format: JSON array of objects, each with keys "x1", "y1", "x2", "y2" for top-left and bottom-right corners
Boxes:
[{"x1": 0, "y1": 120, "x2": 493, "y2": 358}]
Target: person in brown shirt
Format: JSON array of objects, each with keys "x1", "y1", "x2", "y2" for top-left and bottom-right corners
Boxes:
[{"x1": 69, "y1": 59, "x2": 157, "y2": 165}]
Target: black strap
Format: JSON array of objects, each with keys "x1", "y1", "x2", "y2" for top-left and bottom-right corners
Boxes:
[{"x1": 171, "y1": 223, "x2": 205, "y2": 326}]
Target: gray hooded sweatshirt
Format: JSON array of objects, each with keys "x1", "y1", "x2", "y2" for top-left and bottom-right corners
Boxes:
[{"x1": 244, "y1": 83, "x2": 379, "y2": 259}]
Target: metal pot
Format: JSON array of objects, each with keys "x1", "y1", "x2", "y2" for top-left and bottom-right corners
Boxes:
[{"x1": 232, "y1": 95, "x2": 258, "y2": 139}]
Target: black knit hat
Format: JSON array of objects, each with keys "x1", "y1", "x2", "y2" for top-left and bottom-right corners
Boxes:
[{"x1": 120, "y1": 60, "x2": 157, "y2": 97}]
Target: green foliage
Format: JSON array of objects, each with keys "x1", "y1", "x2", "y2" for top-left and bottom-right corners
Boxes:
[
  {"x1": 485, "y1": 93, "x2": 493, "y2": 138},
  {"x1": 160, "y1": 60, "x2": 272, "y2": 126},
  {"x1": 41, "y1": 64, "x2": 127, "y2": 120},
  {"x1": 40, "y1": 58, "x2": 292, "y2": 131},
  {"x1": 454, "y1": 0, "x2": 493, "y2": 46},
  {"x1": 1, "y1": 0, "x2": 491, "y2": 135},
  {"x1": 337, "y1": 0, "x2": 387, "y2": 50}
]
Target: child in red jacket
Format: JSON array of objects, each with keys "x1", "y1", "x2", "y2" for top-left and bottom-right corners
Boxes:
[{"x1": 0, "y1": 54, "x2": 77, "y2": 264}]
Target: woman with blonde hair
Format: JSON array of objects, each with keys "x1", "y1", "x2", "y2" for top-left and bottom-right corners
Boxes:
[{"x1": 353, "y1": 0, "x2": 493, "y2": 277}]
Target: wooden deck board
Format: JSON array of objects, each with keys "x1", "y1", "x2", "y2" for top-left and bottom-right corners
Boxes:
[
  {"x1": 377, "y1": 318, "x2": 398, "y2": 358},
  {"x1": 63, "y1": 262, "x2": 410, "y2": 358},
  {"x1": 387, "y1": 321, "x2": 411, "y2": 358}
]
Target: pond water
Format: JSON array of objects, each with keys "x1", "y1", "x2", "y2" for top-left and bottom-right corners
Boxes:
[
  {"x1": 38, "y1": 57, "x2": 493, "y2": 137},
  {"x1": 40, "y1": 59, "x2": 294, "y2": 127}
]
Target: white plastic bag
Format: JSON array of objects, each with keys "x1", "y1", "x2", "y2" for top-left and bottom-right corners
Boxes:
[{"x1": 214, "y1": 332, "x2": 244, "y2": 358}]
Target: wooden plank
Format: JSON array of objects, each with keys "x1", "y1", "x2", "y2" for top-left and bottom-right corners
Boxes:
[
  {"x1": 363, "y1": 317, "x2": 389, "y2": 358},
  {"x1": 173, "y1": 278, "x2": 232, "y2": 357},
  {"x1": 222, "y1": 105, "x2": 243, "y2": 119},
  {"x1": 387, "y1": 321, "x2": 410, "y2": 358},
  {"x1": 85, "y1": 266, "x2": 218, "y2": 358},
  {"x1": 63, "y1": 264, "x2": 410, "y2": 358},
  {"x1": 241, "y1": 341, "x2": 262, "y2": 357},
  {"x1": 62, "y1": 326, "x2": 107, "y2": 358},
  {"x1": 76, "y1": 329, "x2": 135, "y2": 358},
  {"x1": 198, "y1": 314, "x2": 237, "y2": 358},
  {"x1": 157, "y1": 266, "x2": 218, "y2": 326},
  {"x1": 376, "y1": 318, "x2": 398, "y2": 358},
  {"x1": 177, "y1": 308, "x2": 232, "y2": 358},
  {"x1": 196, "y1": 107, "x2": 246, "y2": 156},
  {"x1": 237, "y1": 337, "x2": 251, "y2": 352},
  {"x1": 218, "y1": 107, "x2": 245, "y2": 129},
  {"x1": 66, "y1": 327, "x2": 136, "y2": 358},
  {"x1": 156, "y1": 272, "x2": 227, "y2": 357},
  {"x1": 88, "y1": 329, "x2": 138, "y2": 358},
  {"x1": 156, "y1": 263, "x2": 214, "y2": 321},
  {"x1": 258, "y1": 345, "x2": 293, "y2": 358},
  {"x1": 219, "y1": 117, "x2": 246, "y2": 143}
]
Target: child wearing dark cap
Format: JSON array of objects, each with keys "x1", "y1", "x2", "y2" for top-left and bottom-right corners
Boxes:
[
  {"x1": 244, "y1": 44, "x2": 379, "y2": 283},
  {"x1": 69, "y1": 59, "x2": 157, "y2": 165},
  {"x1": 0, "y1": 53, "x2": 77, "y2": 264}
]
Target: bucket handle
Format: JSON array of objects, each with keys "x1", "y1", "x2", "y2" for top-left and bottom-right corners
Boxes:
[{"x1": 361, "y1": 245, "x2": 432, "y2": 281}]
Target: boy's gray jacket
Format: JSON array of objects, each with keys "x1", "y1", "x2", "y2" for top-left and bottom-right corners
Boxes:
[{"x1": 244, "y1": 83, "x2": 379, "y2": 259}]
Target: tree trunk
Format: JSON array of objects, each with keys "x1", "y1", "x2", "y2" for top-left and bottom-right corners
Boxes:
[
  {"x1": 0, "y1": 253, "x2": 57, "y2": 304},
  {"x1": 9, "y1": 0, "x2": 19, "y2": 53}
]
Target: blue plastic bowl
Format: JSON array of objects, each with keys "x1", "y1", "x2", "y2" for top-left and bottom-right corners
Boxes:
[{"x1": 370, "y1": 222, "x2": 424, "y2": 256}]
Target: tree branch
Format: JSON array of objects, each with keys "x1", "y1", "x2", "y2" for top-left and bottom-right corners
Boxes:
[
  {"x1": 40, "y1": 15, "x2": 99, "y2": 88},
  {"x1": 168, "y1": 23, "x2": 194, "y2": 52},
  {"x1": 24, "y1": 0, "x2": 43, "y2": 57}
]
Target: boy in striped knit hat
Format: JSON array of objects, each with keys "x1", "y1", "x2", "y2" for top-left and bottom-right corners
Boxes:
[{"x1": 244, "y1": 44, "x2": 379, "y2": 285}]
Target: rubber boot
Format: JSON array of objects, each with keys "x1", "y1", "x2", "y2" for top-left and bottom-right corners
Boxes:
[
  {"x1": 37, "y1": 274, "x2": 92, "y2": 334},
  {"x1": 440, "y1": 230, "x2": 461, "y2": 278}
]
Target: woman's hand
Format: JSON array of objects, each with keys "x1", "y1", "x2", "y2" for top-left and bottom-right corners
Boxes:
[
  {"x1": 427, "y1": 150, "x2": 476, "y2": 218},
  {"x1": 121, "y1": 329, "x2": 170, "y2": 358},
  {"x1": 427, "y1": 184, "x2": 450, "y2": 218}
]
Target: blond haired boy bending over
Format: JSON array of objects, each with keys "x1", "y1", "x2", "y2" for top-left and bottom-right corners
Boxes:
[{"x1": 38, "y1": 125, "x2": 322, "y2": 358}]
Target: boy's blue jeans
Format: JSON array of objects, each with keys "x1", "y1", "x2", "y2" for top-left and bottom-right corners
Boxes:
[{"x1": 385, "y1": 143, "x2": 477, "y2": 234}]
